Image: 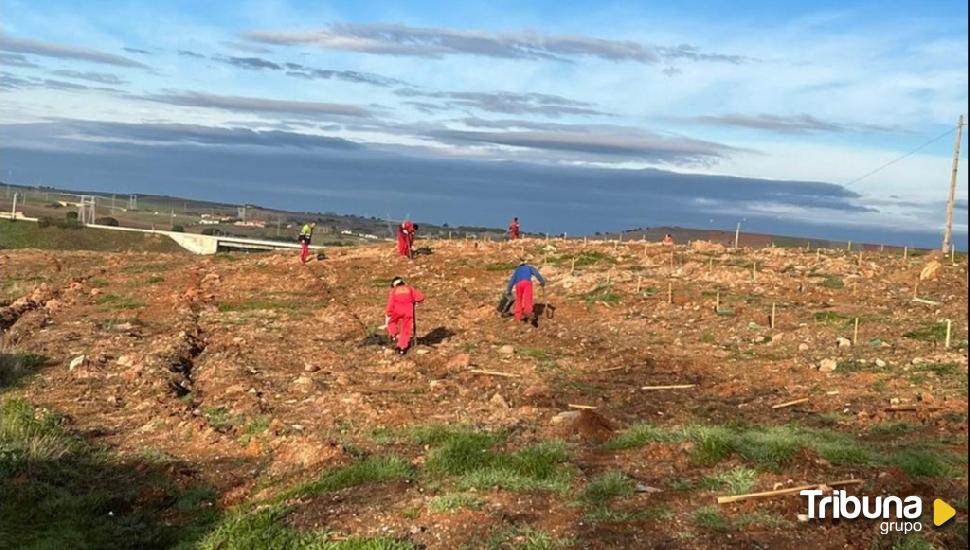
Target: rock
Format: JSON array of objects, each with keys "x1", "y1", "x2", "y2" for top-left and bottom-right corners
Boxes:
[
  {"x1": 490, "y1": 393, "x2": 510, "y2": 409},
  {"x1": 415, "y1": 348, "x2": 431, "y2": 355},
  {"x1": 770, "y1": 333, "x2": 785, "y2": 345},
  {"x1": 919, "y1": 392, "x2": 935, "y2": 404},
  {"x1": 498, "y1": 344, "x2": 515, "y2": 356},
  {"x1": 116, "y1": 354, "x2": 135, "y2": 367},
  {"x1": 890, "y1": 397, "x2": 901, "y2": 405},
  {"x1": 89, "y1": 288, "x2": 101, "y2": 297},
  {"x1": 875, "y1": 359, "x2": 887, "y2": 368},
  {"x1": 819, "y1": 358, "x2": 838, "y2": 372},
  {"x1": 550, "y1": 410, "x2": 581, "y2": 425},
  {"x1": 798, "y1": 343, "x2": 810, "y2": 352},
  {"x1": 304, "y1": 363, "x2": 320, "y2": 373},
  {"x1": 68, "y1": 355, "x2": 86, "y2": 371},
  {"x1": 446, "y1": 353, "x2": 471, "y2": 369},
  {"x1": 837, "y1": 337, "x2": 852, "y2": 348},
  {"x1": 635, "y1": 483, "x2": 663, "y2": 494}
]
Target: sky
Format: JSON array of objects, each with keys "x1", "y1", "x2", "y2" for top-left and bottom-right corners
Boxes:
[{"x1": 1, "y1": 0, "x2": 967, "y2": 248}]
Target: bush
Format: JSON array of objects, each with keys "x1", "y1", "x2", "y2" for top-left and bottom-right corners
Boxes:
[
  {"x1": 171, "y1": 225, "x2": 185, "y2": 233},
  {"x1": 37, "y1": 216, "x2": 82, "y2": 230},
  {"x1": 94, "y1": 217, "x2": 119, "y2": 227},
  {"x1": 65, "y1": 211, "x2": 78, "y2": 221}
]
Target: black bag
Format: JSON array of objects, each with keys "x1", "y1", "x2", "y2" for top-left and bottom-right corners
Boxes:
[{"x1": 497, "y1": 292, "x2": 514, "y2": 317}]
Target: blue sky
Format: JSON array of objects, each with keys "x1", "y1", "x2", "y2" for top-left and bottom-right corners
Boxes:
[{"x1": 1, "y1": 0, "x2": 967, "y2": 247}]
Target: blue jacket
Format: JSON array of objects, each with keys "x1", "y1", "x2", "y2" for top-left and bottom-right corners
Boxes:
[{"x1": 507, "y1": 264, "x2": 545, "y2": 293}]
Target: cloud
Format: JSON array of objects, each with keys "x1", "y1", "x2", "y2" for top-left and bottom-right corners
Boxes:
[
  {"x1": 0, "y1": 33, "x2": 149, "y2": 69},
  {"x1": 123, "y1": 47, "x2": 152, "y2": 55},
  {"x1": 425, "y1": 127, "x2": 738, "y2": 165},
  {"x1": 0, "y1": 71, "x2": 120, "y2": 92},
  {"x1": 242, "y1": 23, "x2": 749, "y2": 66},
  {"x1": 4, "y1": 120, "x2": 359, "y2": 150},
  {"x1": 206, "y1": 55, "x2": 404, "y2": 87},
  {"x1": 395, "y1": 89, "x2": 606, "y2": 117},
  {"x1": 0, "y1": 52, "x2": 39, "y2": 68},
  {"x1": 214, "y1": 55, "x2": 282, "y2": 70},
  {"x1": 220, "y1": 40, "x2": 271, "y2": 54},
  {"x1": 177, "y1": 49, "x2": 206, "y2": 58},
  {"x1": 684, "y1": 113, "x2": 897, "y2": 134},
  {"x1": 139, "y1": 90, "x2": 373, "y2": 118},
  {"x1": 50, "y1": 69, "x2": 126, "y2": 85}
]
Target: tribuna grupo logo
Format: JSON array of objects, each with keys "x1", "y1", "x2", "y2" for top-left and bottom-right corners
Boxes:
[{"x1": 801, "y1": 489, "x2": 956, "y2": 535}]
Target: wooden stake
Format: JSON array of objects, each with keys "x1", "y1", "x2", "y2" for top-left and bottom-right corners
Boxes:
[
  {"x1": 667, "y1": 281, "x2": 673, "y2": 304},
  {"x1": 570, "y1": 257, "x2": 576, "y2": 274},
  {"x1": 853, "y1": 317, "x2": 860, "y2": 346},
  {"x1": 641, "y1": 384, "x2": 695, "y2": 391},
  {"x1": 709, "y1": 256, "x2": 714, "y2": 271},
  {"x1": 903, "y1": 246, "x2": 908, "y2": 260},
  {"x1": 816, "y1": 249, "x2": 821, "y2": 261},
  {"x1": 636, "y1": 276, "x2": 642, "y2": 293},
  {"x1": 945, "y1": 319, "x2": 952, "y2": 349},
  {"x1": 469, "y1": 369, "x2": 519, "y2": 378},
  {"x1": 715, "y1": 291, "x2": 720, "y2": 313},
  {"x1": 858, "y1": 251, "x2": 863, "y2": 267},
  {"x1": 770, "y1": 302, "x2": 776, "y2": 329},
  {"x1": 716, "y1": 479, "x2": 863, "y2": 505},
  {"x1": 752, "y1": 261, "x2": 757, "y2": 282},
  {"x1": 847, "y1": 241, "x2": 852, "y2": 252},
  {"x1": 913, "y1": 277, "x2": 919, "y2": 300},
  {"x1": 772, "y1": 397, "x2": 810, "y2": 409},
  {"x1": 567, "y1": 404, "x2": 597, "y2": 410}
]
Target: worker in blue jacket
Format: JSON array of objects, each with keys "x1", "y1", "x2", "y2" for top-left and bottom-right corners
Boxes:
[{"x1": 506, "y1": 260, "x2": 546, "y2": 322}]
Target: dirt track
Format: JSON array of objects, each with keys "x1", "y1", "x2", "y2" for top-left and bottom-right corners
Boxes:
[{"x1": 1, "y1": 238, "x2": 967, "y2": 548}]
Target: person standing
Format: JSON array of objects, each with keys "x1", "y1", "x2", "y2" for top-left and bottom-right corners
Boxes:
[
  {"x1": 298, "y1": 222, "x2": 316, "y2": 264},
  {"x1": 506, "y1": 259, "x2": 546, "y2": 323},
  {"x1": 397, "y1": 219, "x2": 416, "y2": 257},
  {"x1": 508, "y1": 217, "x2": 521, "y2": 240},
  {"x1": 384, "y1": 277, "x2": 424, "y2": 354}
]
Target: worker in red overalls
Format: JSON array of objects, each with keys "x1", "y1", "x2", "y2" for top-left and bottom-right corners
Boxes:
[
  {"x1": 508, "y1": 217, "x2": 521, "y2": 240},
  {"x1": 662, "y1": 233, "x2": 674, "y2": 246},
  {"x1": 384, "y1": 276, "x2": 424, "y2": 354},
  {"x1": 396, "y1": 220, "x2": 416, "y2": 257},
  {"x1": 506, "y1": 260, "x2": 546, "y2": 323}
]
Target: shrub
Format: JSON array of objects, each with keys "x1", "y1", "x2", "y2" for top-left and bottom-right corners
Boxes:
[{"x1": 94, "y1": 217, "x2": 119, "y2": 226}]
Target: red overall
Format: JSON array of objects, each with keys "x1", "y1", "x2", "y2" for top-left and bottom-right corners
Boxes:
[
  {"x1": 508, "y1": 220, "x2": 520, "y2": 240},
  {"x1": 385, "y1": 285, "x2": 424, "y2": 350},
  {"x1": 397, "y1": 221, "x2": 415, "y2": 257},
  {"x1": 300, "y1": 238, "x2": 310, "y2": 264},
  {"x1": 514, "y1": 280, "x2": 534, "y2": 321}
]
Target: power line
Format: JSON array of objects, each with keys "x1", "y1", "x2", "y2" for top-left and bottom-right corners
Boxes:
[{"x1": 842, "y1": 125, "x2": 963, "y2": 188}]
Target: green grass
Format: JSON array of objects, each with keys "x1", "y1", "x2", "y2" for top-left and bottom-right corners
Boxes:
[
  {"x1": 548, "y1": 250, "x2": 615, "y2": 267},
  {"x1": 913, "y1": 362, "x2": 960, "y2": 377},
  {"x1": 276, "y1": 455, "x2": 415, "y2": 502},
  {"x1": 836, "y1": 359, "x2": 879, "y2": 373},
  {"x1": 1, "y1": 397, "x2": 216, "y2": 548},
  {"x1": 603, "y1": 423, "x2": 675, "y2": 450},
  {"x1": 238, "y1": 415, "x2": 271, "y2": 444},
  {"x1": 202, "y1": 407, "x2": 235, "y2": 430},
  {"x1": 458, "y1": 441, "x2": 573, "y2": 493},
  {"x1": 94, "y1": 293, "x2": 145, "y2": 310},
  {"x1": 485, "y1": 262, "x2": 519, "y2": 272},
  {"x1": 701, "y1": 467, "x2": 757, "y2": 496},
  {"x1": 146, "y1": 275, "x2": 165, "y2": 285},
  {"x1": 0, "y1": 219, "x2": 184, "y2": 252},
  {"x1": 821, "y1": 276, "x2": 845, "y2": 289},
  {"x1": 427, "y1": 493, "x2": 484, "y2": 513},
  {"x1": 0, "y1": 353, "x2": 47, "y2": 388},
  {"x1": 217, "y1": 299, "x2": 303, "y2": 313},
  {"x1": 814, "y1": 311, "x2": 850, "y2": 323},
  {"x1": 693, "y1": 506, "x2": 731, "y2": 531},
  {"x1": 485, "y1": 526, "x2": 572, "y2": 550},
  {"x1": 581, "y1": 284, "x2": 621, "y2": 304},
  {"x1": 581, "y1": 471, "x2": 635, "y2": 505},
  {"x1": 890, "y1": 534, "x2": 938, "y2": 550},
  {"x1": 904, "y1": 322, "x2": 950, "y2": 343}
]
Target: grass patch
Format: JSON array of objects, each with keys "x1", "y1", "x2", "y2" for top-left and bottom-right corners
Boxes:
[
  {"x1": 581, "y1": 284, "x2": 621, "y2": 304},
  {"x1": 485, "y1": 262, "x2": 519, "y2": 272},
  {"x1": 458, "y1": 441, "x2": 573, "y2": 493},
  {"x1": 427, "y1": 493, "x2": 484, "y2": 513},
  {"x1": 548, "y1": 250, "x2": 614, "y2": 267},
  {"x1": 821, "y1": 276, "x2": 845, "y2": 289},
  {"x1": 276, "y1": 455, "x2": 415, "y2": 502},
  {"x1": 581, "y1": 471, "x2": 635, "y2": 505},
  {"x1": 814, "y1": 311, "x2": 850, "y2": 323},
  {"x1": 146, "y1": 275, "x2": 165, "y2": 285},
  {"x1": 913, "y1": 362, "x2": 960, "y2": 377},
  {"x1": 217, "y1": 299, "x2": 302, "y2": 313},
  {"x1": 94, "y1": 293, "x2": 144, "y2": 310},
  {"x1": 904, "y1": 322, "x2": 949, "y2": 343},
  {"x1": 836, "y1": 359, "x2": 879, "y2": 373},
  {"x1": 0, "y1": 353, "x2": 47, "y2": 388},
  {"x1": 701, "y1": 467, "x2": 757, "y2": 496},
  {"x1": 693, "y1": 506, "x2": 731, "y2": 532},
  {"x1": 603, "y1": 423, "x2": 675, "y2": 450},
  {"x1": 238, "y1": 415, "x2": 271, "y2": 444},
  {"x1": 1, "y1": 397, "x2": 216, "y2": 548},
  {"x1": 885, "y1": 449, "x2": 964, "y2": 478},
  {"x1": 202, "y1": 407, "x2": 235, "y2": 430}
]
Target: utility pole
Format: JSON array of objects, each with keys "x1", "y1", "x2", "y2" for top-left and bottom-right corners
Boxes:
[{"x1": 942, "y1": 114, "x2": 964, "y2": 253}]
